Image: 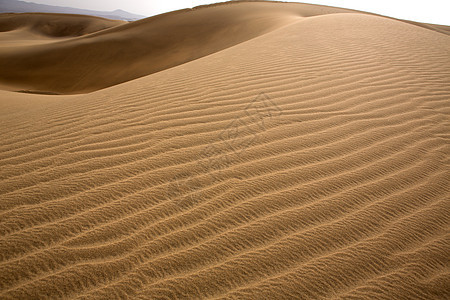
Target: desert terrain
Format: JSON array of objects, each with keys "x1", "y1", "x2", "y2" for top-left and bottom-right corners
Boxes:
[{"x1": 0, "y1": 1, "x2": 449, "y2": 299}]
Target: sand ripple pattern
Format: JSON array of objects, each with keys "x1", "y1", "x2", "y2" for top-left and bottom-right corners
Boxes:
[{"x1": 1, "y1": 12, "x2": 449, "y2": 300}]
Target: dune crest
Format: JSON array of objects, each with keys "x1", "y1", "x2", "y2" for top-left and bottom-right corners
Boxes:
[{"x1": 0, "y1": 2, "x2": 449, "y2": 299}]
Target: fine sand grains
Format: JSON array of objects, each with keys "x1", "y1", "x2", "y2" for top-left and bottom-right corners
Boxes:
[{"x1": 0, "y1": 3, "x2": 449, "y2": 300}]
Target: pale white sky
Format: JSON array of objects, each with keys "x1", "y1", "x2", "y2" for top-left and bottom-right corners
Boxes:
[{"x1": 28, "y1": 0, "x2": 450, "y2": 25}]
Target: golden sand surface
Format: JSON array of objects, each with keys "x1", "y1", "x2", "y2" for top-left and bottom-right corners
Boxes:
[{"x1": 0, "y1": 1, "x2": 449, "y2": 299}]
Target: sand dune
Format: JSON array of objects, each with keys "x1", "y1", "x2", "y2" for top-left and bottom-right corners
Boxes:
[
  {"x1": 0, "y1": 1, "x2": 417, "y2": 95},
  {"x1": 0, "y1": 13, "x2": 125, "y2": 37},
  {"x1": 0, "y1": 2, "x2": 448, "y2": 94},
  {"x1": 0, "y1": 1, "x2": 449, "y2": 299}
]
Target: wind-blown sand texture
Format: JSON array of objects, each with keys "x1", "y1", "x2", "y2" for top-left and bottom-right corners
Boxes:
[{"x1": 0, "y1": 1, "x2": 449, "y2": 299}]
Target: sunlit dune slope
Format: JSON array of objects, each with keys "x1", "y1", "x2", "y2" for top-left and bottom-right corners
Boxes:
[{"x1": 0, "y1": 2, "x2": 449, "y2": 299}]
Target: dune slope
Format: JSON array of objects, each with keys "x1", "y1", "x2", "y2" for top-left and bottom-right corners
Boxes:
[
  {"x1": 0, "y1": 1, "x2": 397, "y2": 94},
  {"x1": 0, "y1": 13, "x2": 125, "y2": 37},
  {"x1": 0, "y1": 3, "x2": 450, "y2": 300}
]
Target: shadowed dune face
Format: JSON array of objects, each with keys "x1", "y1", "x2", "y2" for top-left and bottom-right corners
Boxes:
[
  {"x1": 0, "y1": 2, "x2": 377, "y2": 94},
  {"x1": 0, "y1": 2, "x2": 450, "y2": 299},
  {"x1": 0, "y1": 13, "x2": 125, "y2": 37}
]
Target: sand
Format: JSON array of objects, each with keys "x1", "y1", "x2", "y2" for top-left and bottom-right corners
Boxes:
[{"x1": 0, "y1": 1, "x2": 449, "y2": 299}]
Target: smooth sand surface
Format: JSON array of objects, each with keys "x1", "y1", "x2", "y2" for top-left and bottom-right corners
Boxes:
[{"x1": 0, "y1": 1, "x2": 449, "y2": 299}]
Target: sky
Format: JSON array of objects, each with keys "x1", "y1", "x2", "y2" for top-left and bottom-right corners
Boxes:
[{"x1": 26, "y1": 0, "x2": 450, "y2": 25}]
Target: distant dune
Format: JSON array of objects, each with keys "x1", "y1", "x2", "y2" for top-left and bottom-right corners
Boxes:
[
  {"x1": 0, "y1": 0, "x2": 146, "y2": 21},
  {"x1": 0, "y1": 13, "x2": 125, "y2": 37},
  {"x1": 0, "y1": 1, "x2": 449, "y2": 299}
]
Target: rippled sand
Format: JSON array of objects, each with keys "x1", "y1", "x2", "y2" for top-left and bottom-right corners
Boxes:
[{"x1": 0, "y1": 2, "x2": 449, "y2": 299}]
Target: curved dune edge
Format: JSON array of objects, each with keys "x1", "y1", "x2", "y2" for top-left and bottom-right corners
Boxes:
[
  {"x1": 0, "y1": 1, "x2": 448, "y2": 95},
  {"x1": 1, "y1": 6, "x2": 450, "y2": 300}
]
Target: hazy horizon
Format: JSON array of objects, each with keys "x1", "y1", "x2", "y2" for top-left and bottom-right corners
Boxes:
[{"x1": 13, "y1": 0, "x2": 450, "y2": 26}]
